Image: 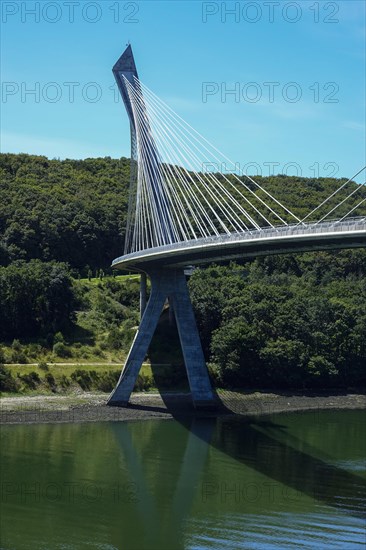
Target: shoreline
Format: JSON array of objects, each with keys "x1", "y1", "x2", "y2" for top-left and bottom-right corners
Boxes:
[{"x1": 1, "y1": 389, "x2": 365, "y2": 425}]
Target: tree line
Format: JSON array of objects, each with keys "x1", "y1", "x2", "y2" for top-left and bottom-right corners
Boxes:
[
  {"x1": 0, "y1": 153, "x2": 365, "y2": 389},
  {"x1": 1, "y1": 153, "x2": 365, "y2": 272},
  {"x1": 0, "y1": 154, "x2": 129, "y2": 272},
  {"x1": 189, "y1": 251, "x2": 366, "y2": 388}
]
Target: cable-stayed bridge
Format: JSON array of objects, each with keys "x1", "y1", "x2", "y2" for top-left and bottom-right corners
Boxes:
[{"x1": 108, "y1": 45, "x2": 366, "y2": 407}]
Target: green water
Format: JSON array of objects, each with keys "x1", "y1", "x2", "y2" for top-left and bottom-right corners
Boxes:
[{"x1": 0, "y1": 409, "x2": 365, "y2": 549}]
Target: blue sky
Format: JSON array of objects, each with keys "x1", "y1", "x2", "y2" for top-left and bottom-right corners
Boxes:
[{"x1": 1, "y1": 0, "x2": 365, "y2": 181}]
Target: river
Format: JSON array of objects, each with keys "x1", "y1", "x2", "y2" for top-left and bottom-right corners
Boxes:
[{"x1": 1, "y1": 409, "x2": 365, "y2": 549}]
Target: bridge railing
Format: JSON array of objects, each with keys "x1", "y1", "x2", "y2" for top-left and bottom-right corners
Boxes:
[{"x1": 113, "y1": 217, "x2": 366, "y2": 265}]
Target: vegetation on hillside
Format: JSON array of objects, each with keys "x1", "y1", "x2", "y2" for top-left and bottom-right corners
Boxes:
[
  {"x1": 189, "y1": 252, "x2": 366, "y2": 389},
  {"x1": 0, "y1": 154, "x2": 129, "y2": 272},
  {"x1": 0, "y1": 274, "x2": 140, "y2": 359},
  {"x1": 0, "y1": 153, "x2": 365, "y2": 393}
]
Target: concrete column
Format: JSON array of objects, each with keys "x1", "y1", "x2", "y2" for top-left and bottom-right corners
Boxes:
[
  {"x1": 108, "y1": 268, "x2": 215, "y2": 409},
  {"x1": 140, "y1": 272, "x2": 147, "y2": 319},
  {"x1": 169, "y1": 271, "x2": 215, "y2": 408},
  {"x1": 108, "y1": 272, "x2": 166, "y2": 405},
  {"x1": 168, "y1": 297, "x2": 174, "y2": 326}
]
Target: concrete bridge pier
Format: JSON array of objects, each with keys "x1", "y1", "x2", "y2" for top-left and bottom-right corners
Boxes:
[
  {"x1": 140, "y1": 272, "x2": 147, "y2": 319},
  {"x1": 108, "y1": 268, "x2": 215, "y2": 409}
]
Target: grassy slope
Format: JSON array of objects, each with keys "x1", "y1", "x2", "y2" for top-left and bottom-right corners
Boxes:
[{"x1": 1, "y1": 274, "x2": 189, "y2": 395}]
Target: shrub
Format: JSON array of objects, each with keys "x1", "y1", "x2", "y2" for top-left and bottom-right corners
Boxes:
[
  {"x1": 59, "y1": 374, "x2": 70, "y2": 388},
  {"x1": 10, "y1": 350, "x2": 28, "y2": 364},
  {"x1": 106, "y1": 328, "x2": 123, "y2": 350},
  {"x1": 207, "y1": 362, "x2": 222, "y2": 385},
  {"x1": 96, "y1": 370, "x2": 120, "y2": 392},
  {"x1": 79, "y1": 346, "x2": 91, "y2": 359},
  {"x1": 71, "y1": 369, "x2": 92, "y2": 390},
  {"x1": 0, "y1": 365, "x2": 19, "y2": 392},
  {"x1": 307, "y1": 355, "x2": 339, "y2": 386},
  {"x1": 38, "y1": 361, "x2": 49, "y2": 371},
  {"x1": 26, "y1": 343, "x2": 43, "y2": 359},
  {"x1": 19, "y1": 371, "x2": 41, "y2": 390},
  {"x1": 11, "y1": 339, "x2": 22, "y2": 352},
  {"x1": 53, "y1": 342, "x2": 72, "y2": 358},
  {"x1": 45, "y1": 372, "x2": 56, "y2": 391},
  {"x1": 94, "y1": 346, "x2": 105, "y2": 358},
  {"x1": 53, "y1": 332, "x2": 65, "y2": 344},
  {"x1": 121, "y1": 326, "x2": 136, "y2": 349},
  {"x1": 135, "y1": 372, "x2": 154, "y2": 392}
]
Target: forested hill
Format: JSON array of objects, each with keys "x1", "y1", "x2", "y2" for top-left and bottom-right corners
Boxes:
[
  {"x1": 0, "y1": 153, "x2": 365, "y2": 389},
  {"x1": 1, "y1": 153, "x2": 365, "y2": 272},
  {"x1": 0, "y1": 154, "x2": 130, "y2": 272}
]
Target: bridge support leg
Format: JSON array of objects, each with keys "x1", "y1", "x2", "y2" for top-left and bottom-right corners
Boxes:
[
  {"x1": 108, "y1": 268, "x2": 215, "y2": 409},
  {"x1": 168, "y1": 297, "x2": 174, "y2": 326},
  {"x1": 140, "y1": 272, "x2": 147, "y2": 319}
]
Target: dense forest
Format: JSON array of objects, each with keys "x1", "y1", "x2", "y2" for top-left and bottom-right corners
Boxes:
[
  {"x1": 189, "y1": 254, "x2": 366, "y2": 388},
  {"x1": 0, "y1": 154, "x2": 129, "y2": 272},
  {"x1": 0, "y1": 153, "x2": 365, "y2": 391}
]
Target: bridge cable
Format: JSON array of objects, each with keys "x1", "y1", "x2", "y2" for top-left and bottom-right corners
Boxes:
[{"x1": 298, "y1": 166, "x2": 366, "y2": 224}]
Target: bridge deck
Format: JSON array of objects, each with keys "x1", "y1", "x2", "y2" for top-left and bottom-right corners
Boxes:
[{"x1": 112, "y1": 218, "x2": 366, "y2": 271}]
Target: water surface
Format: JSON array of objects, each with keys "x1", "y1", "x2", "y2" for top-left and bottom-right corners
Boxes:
[{"x1": 1, "y1": 409, "x2": 365, "y2": 549}]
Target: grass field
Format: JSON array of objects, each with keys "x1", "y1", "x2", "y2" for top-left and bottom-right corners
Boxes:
[
  {"x1": 4, "y1": 362, "x2": 163, "y2": 378},
  {"x1": 1, "y1": 361, "x2": 187, "y2": 397},
  {"x1": 78, "y1": 274, "x2": 141, "y2": 285}
]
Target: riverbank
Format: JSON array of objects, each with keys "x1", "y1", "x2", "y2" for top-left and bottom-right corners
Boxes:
[{"x1": 1, "y1": 389, "x2": 365, "y2": 424}]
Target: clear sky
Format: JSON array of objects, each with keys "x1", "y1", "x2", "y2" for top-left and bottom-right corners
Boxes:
[{"x1": 1, "y1": 1, "x2": 365, "y2": 181}]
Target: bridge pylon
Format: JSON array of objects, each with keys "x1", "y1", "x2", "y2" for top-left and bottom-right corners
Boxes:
[{"x1": 108, "y1": 45, "x2": 215, "y2": 408}]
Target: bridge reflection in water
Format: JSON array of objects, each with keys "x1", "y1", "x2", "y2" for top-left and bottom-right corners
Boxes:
[{"x1": 106, "y1": 409, "x2": 366, "y2": 549}]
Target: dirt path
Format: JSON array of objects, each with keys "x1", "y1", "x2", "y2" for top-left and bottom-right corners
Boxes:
[{"x1": 1, "y1": 390, "x2": 365, "y2": 425}]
